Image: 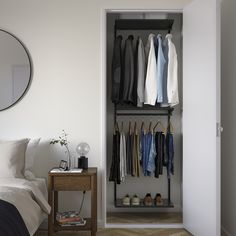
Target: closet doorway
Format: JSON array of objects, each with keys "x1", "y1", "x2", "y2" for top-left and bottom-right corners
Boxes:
[
  {"x1": 106, "y1": 11, "x2": 183, "y2": 227},
  {"x1": 102, "y1": 2, "x2": 221, "y2": 236}
]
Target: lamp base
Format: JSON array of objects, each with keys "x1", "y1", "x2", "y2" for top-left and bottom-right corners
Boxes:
[{"x1": 78, "y1": 156, "x2": 88, "y2": 169}]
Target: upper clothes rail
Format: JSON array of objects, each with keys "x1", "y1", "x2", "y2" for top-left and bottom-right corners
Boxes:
[{"x1": 114, "y1": 19, "x2": 174, "y2": 31}]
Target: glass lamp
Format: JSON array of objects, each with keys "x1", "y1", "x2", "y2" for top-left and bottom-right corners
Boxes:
[{"x1": 76, "y1": 142, "x2": 90, "y2": 169}]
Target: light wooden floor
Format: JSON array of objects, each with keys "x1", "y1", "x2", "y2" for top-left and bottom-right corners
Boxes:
[
  {"x1": 36, "y1": 212, "x2": 189, "y2": 235},
  {"x1": 107, "y1": 212, "x2": 182, "y2": 224},
  {"x1": 35, "y1": 228, "x2": 191, "y2": 236},
  {"x1": 35, "y1": 213, "x2": 190, "y2": 236}
]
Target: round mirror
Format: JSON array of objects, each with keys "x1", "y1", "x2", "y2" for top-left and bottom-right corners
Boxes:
[{"x1": 0, "y1": 30, "x2": 32, "y2": 111}]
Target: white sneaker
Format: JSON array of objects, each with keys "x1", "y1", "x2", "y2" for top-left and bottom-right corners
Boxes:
[
  {"x1": 122, "y1": 194, "x2": 130, "y2": 206},
  {"x1": 131, "y1": 194, "x2": 140, "y2": 206}
]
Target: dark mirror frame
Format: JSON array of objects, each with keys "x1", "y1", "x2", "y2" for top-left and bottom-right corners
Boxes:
[{"x1": 0, "y1": 29, "x2": 32, "y2": 112}]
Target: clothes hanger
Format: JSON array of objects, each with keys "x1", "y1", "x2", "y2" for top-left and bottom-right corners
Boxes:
[
  {"x1": 169, "y1": 121, "x2": 174, "y2": 134},
  {"x1": 134, "y1": 121, "x2": 137, "y2": 135},
  {"x1": 113, "y1": 122, "x2": 119, "y2": 135},
  {"x1": 141, "y1": 121, "x2": 144, "y2": 131},
  {"x1": 129, "y1": 121, "x2": 132, "y2": 135},
  {"x1": 153, "y1": 121, "x2": 166, "y2": 133},
  {"x1": 141, "y1": 121, "x2": 146, "y2": 134},
  {"x1": 148, "y1": 121, "x2": 152, "y2": 133},
  {"x1": 167, "y1": 121, "x2": 174, "y2": 134}
]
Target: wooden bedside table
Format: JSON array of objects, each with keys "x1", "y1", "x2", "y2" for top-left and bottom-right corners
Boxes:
[{"x1": 48, "y1": 167, "x2": 97, "y2": 236}]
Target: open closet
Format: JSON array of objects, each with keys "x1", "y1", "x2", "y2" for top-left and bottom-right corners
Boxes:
[
  {"x1": 106, "y1": 12, "x2": 183, "y2": 226},
  {"x1": 103, "y1": 1, "x2": 221, "y2": 235}
]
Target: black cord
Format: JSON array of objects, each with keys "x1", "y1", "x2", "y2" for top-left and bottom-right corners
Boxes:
[{"x1": 78, "y1": 191, "x2": 86, "y2": 215}]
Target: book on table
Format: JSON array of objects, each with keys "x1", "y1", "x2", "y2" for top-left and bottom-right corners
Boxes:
[{"x1": 56, "y1": 211, "x2": 86, "y2": 226}]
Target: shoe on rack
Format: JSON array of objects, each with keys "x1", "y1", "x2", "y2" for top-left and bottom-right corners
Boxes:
[
  {"x1": 122, "y1": 194, "x2": 130, "y2": 206},
  {"x1": 155, "y1": 193, "x2": 163, "y2": 206},
  {"x1": 143, "y1": 193, "x2": 153, "y2": 206},
  {"x1": 131, "y1": 194, "x2": 140, "y2": 206}
]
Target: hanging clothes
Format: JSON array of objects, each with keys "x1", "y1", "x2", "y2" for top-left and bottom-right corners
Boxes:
[
  {"x1": 132, "y1": 39, "x2": 138, "y2": 106},
  {"x1": 155, "y1": 132, "x2": 165, "y2": 178},
  {"x1": 156, "y1": 34, "x2": 166, "y2": 104},
  {"x1": 111, "y1": 35, "x2": 123, "y2": 104},
  {"x1": 146, "y1": 133, "x2": 156, "y2": 176},
  {"x1": 166, "y1": 131, "x2": 174, "y2": 179},
  {"x1": 161, "y1": 36, "x2": 169, "y2": 107},
  {"x1": 109, "y1": 129, "x2": 121, "y2": 184},
  {"x1": 120, "y1": 131, "x2": 127, "y2": 182},
  {"x1": 132, "y1": 126, "x2": 140, "y2": 177},
  {"x1": 166, "y1": 34, "x2": 179, "y2": 106},
  {"x1": 144, "y1": 34, "x2": 158, "y2": 106},
  {"x1": 121, "y1": 35, "x2": 135, "y2": 104},
  {"x1": 126, "y1": 131, "x2": 132, "y2": 175},
  {"x1": 136, "y1": 37, "x2": 146, "y2": 107},
  {"x1": 140, "y1": 129, "x2": 146, "y2": 174},
  {"x1": 141, "y1": 131, "x2": 152, "y2": 176}
]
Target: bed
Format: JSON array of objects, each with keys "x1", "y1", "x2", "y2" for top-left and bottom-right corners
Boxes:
[
  {"x1": 0, "y1": 138, "x2": 51, "y2": 236},
  {"x1": 0, "y1": 178, "x2": 50, "y2": 236}
]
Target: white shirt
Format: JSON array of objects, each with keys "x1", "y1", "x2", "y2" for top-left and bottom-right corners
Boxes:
[
  {"x1": 144, "y1": 34, "x2": 157, "y2": 106},
  {"x1": 166, "y1": 34, "x2": 179, "y2": 106},
  {"x1": 120, "y1": 131, "x2": 127, "y2": 182}
]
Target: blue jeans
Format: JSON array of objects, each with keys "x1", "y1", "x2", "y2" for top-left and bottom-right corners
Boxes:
[{"x1": 140, "y1": 131, "x2": 152, "y2": 176}]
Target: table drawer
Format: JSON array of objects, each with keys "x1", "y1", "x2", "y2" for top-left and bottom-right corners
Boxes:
[{"x1": 53, "y1": 176, "x2": 91, "y2": 191}]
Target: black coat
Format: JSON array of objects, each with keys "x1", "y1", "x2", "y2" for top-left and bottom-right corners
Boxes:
[
  {"x1": 121, "y1": 35, "x2": 135, "y2": 104},
  {"x1": 111, "y1": 35, "x2": 122, "y2": 104}
]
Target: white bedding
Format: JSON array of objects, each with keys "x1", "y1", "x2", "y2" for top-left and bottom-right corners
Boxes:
[
  {"x1": 0, "y1": 178, "x2": 51, "y2": 236},
  {"x1": 31, "y1": 178, "x2": 48, "y2": 200}
]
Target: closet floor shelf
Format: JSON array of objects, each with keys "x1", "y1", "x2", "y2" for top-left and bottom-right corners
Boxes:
[{"x1": 115, "y1": 199, "x2": 174, "y2": 208}]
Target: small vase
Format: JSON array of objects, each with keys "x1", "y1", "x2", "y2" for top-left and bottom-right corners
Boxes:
[
  {"x1": 67, "y1": 154, "x2": 71, "y2": 170},
  {"x1": 65, "y1": 146, "x2": 72, "y2": 170}
]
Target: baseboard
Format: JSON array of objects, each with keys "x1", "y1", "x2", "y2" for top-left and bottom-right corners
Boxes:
[
  {"x1": 98, "y1": 219, "x2": 104, "y2": 228},
  {"x1": 105, "y1": 223, "x2": 184, "y2": 229},
  {"x1": 221, "y1": 225, "x2": 231, "y2": 236}
]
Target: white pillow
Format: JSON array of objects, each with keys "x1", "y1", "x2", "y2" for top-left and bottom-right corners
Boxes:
[
  {"x1": 24, "y1": 138, "x2": 41, "y2": 180},
  {"x1": 0, "y1": 139, "x2": 29, "y2": 178}
]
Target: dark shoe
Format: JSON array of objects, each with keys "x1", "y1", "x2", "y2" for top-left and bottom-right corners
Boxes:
[
  {"x1": 143, "y1": 193, "x2": 153, "y2": 206},
  {"x1": 155, "y1": 193, "x2": 163, "y2": 206}
]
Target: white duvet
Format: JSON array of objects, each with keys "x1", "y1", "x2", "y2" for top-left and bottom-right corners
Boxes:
[{"x1": 0, "y1": 178, "x2": 51, "y2": 236}]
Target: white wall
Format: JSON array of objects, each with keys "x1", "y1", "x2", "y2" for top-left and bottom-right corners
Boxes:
[
  {"x1": 0, "y1": 0, "x2": 190, "y2": 225},
  {"x1": 221, "y1": 0, "x2": 236, "y2": 235}
]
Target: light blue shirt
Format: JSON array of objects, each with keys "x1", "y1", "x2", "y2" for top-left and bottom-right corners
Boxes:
[
  {"x1": 156, "y1": 34, "x2": 167, "y2": 103},
  {"x1": 161, "y1": 35, "x2": 169, "y2": 107}
]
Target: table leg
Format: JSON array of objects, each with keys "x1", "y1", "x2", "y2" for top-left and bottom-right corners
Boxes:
[
  {"x1": 91, "y1": 174, "x2": 97, "y2": 235},
  {"x1": 48, "y1": 177, "x2": 54, "y2": 236}
]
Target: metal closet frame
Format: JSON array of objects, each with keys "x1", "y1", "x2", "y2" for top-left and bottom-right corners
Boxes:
[{"x1": 113, "y1": 18, "x2": 175, "y2": 208}]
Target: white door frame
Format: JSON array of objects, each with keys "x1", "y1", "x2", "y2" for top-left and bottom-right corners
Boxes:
[
  {"x1": 100, "y1": 4, "x2": 220, "y2": 232},
  {"x1": 101, "y1": 8, "x2": 184, "y2": 229}
]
